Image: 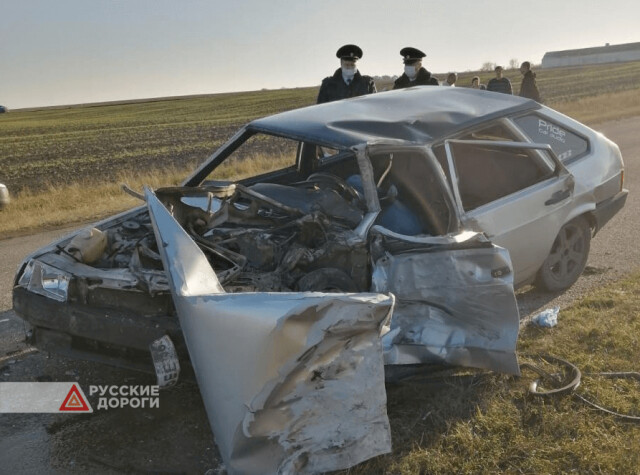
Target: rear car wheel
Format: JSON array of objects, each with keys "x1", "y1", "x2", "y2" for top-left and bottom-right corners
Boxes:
[{"x1": 536, "y1": 216, "x2": 591, "y2": 292}]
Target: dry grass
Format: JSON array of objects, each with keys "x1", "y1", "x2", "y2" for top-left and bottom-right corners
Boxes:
[
  {"x1": 0, "y1": 154, "x2": 291, "y2": 238},
  {"x1": 341, "y1": 274, "x2": 640, "y2": 474},
  {"x1": 0, "y1": 82, "x2": 640, "y2": 239},
  {"x1": 550, "y1": 88, "x2": 640, "y2": 125}
]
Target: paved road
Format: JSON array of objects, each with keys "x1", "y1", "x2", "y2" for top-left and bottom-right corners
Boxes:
[
  {"x1": 515, "y1": 116, "x2": 640, "y2": 316},
  {"x1": 0, "y1": 116, "x2": 639, "y2": 473}
]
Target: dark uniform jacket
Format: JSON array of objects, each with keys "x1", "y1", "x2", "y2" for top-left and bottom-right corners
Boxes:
[
  {"x1": 317, "y1": 69, "x2": 376, "y2": 104},
  {"x1": 519, "y1": 70, "x2": 541, "y2": 102},
  {"x1": 393, "y1": 68, "x2": 439, "y2": 89},
  {"x1": 487, "y1": 77, "x2": 513, "y2": 95}
]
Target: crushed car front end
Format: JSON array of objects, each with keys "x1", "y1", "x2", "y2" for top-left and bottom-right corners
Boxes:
[{"x1": 12, "y1": 207, "x2": 183, "y2": 373}]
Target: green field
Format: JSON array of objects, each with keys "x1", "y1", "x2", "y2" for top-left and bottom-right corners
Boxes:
[
  {"x1": 2, "y1": 60, "x2": 640, "y2": 195},
  {"x1": 1, "y1": 61, "x2": 640, "y2": 472},
  {"x1": 0, "y1": 88, "x2": 316, "y2": 193}
]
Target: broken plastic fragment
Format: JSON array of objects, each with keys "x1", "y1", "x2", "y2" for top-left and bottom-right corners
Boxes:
[
  {"x1": 531, "y1": 307, "x2": 559, "y2": 328},
  {"x1": 149, "y1": 335, "x2": 180, "y2": 388}
]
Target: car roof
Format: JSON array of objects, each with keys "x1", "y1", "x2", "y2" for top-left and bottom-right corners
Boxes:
[{"x1": 248, "y1": 87, "x2": 540, "y2": 148}]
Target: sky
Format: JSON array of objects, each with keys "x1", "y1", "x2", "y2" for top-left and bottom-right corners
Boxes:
[{"x1": 1, "y1": 0, "x2": 639, "y2": 109}]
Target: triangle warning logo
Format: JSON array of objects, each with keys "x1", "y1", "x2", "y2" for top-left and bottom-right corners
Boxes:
[{"x1": 59, "y1": 384, "x2": 92, "y2": 412}]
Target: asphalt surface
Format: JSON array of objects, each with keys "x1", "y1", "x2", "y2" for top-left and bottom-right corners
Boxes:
[
  {"x1": 0, "y1": 116, "x2": 639, "y2": 473},
  {"x1": 0, "y1": 226, "x2": 221, "y2": 473}
]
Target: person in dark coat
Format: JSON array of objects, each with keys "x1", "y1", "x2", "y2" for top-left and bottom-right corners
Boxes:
[
  {"x1": 519, "y1": 61, "x2": 542, "y2": 102},
  {"x1": 317, "y1": 44, "x2": 376, "y2": 104},
  {"x1": 486, "y1": 66, "x2": 512, "y2": 94},
  {"x1": 393, "y1": 47, "x2": 439, "y2": 89}
]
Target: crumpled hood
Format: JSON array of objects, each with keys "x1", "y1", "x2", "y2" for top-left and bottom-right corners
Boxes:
[{"x1": 146, "y1": 187, "x2": 394, "y2": 474}]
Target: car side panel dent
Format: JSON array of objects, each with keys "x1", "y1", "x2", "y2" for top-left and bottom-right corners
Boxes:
[
  {"x1": 145, "y1": 188, "x2": 394, "y2": 474},
  {"x1": 372, "y1": 241, "x2": 520, "y2": 375}
]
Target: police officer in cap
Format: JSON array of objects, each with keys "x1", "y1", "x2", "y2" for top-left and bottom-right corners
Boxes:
[
  {"x1": 317, "y1": 44, "x2": 376, "y2": 104},
  {"x1": 393, "y1": 47, "x2": 439, "y2": 89}
]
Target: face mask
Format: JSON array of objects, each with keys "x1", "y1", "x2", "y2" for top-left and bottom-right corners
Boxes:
[
  {"x1": 404, "y1": 65, "x2": 417, "y2": 79},
  {"x1": 342, "y1": 66, "x2": 357, "y2": 79}
]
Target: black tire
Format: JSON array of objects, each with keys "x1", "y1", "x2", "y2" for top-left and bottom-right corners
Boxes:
[
  {"x1": 296, "y1": 268, "x2": 359, "y2": 293},
  {"x1": 535, "y1": 216, "x2": 591, "y2": 292}
]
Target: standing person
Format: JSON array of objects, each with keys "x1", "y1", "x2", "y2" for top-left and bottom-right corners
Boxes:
[
  {"x1": 317, "y1": 44, "x2": 376, "y2": 104},
  {"x1": 393, "y1": 47, "x2": 439, "y2": 89},
  {"x1": 486, "y1": 66, "x2": 513, "y2": 94},
  {"x1": 519, "y1": 61, "x2": 542, "y2": 102},
  {"x1": 442, "y1": 72, "x2": 457, "y2": 87},
  {"x1": 471, "y1": 76, "x2": 486, "y2": 89}
]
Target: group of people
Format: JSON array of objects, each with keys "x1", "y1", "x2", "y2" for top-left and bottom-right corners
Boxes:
[
  {"x1": 317, "y1": 44, "x2": 541, "y2": 104},
  {"x1": 479, "y1": 63, "x2": 541, "y2": 102}
]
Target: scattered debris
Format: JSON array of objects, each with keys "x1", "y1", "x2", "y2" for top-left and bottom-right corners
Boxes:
[
  {"x1": 149, "y1": 335, "x2": 180, "y2": 388},
  {"x1": 0, "y1": 184, "x2": 9, "y2": 210},
  {"x1": 531, "y1": 307, "x2": 559, "y2": 327},
  {"x1": 583, "y1": 265, "x2": 610, "y2": 275},
  {"x1": 522, "y1": 354, "x2": 640, "y2": 422}
]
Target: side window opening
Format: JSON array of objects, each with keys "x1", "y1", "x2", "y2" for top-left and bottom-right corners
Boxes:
[
  {"x1": 461, "y1": 123, "x2": 518, "y2": 142},
  {"x1": 316, "y1": 150, "x2": 454, "y2": 236},
  {"x1": 369, "y1": 151, "x2": 452, "y2": 236},
  {"x1": 433, "y1": 122, "x2": 520, "y2": 180},
  {"x1": 448, "y1": 143, "x2": 556, "y2": 211}
]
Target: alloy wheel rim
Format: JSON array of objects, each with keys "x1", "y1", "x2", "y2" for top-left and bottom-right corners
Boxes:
[{"x1": 547, "y1": 223, "x2": 586, "y2": 283}]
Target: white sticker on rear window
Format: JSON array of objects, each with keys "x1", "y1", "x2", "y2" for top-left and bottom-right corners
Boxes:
[{"x1": 515, "y1": 115, "x2": 588, "y2": 161}]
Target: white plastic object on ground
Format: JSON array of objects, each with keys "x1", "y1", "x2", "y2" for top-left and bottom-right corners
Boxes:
[
  {"x1": 0, "y1": 184, "x2": 9, "y2": 210},
  {"x1": 531, "y1": 307, "x2": 560, "y2": 327}
]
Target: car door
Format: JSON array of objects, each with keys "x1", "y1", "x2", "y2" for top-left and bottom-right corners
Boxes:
[
  {"x1": 370, "y1": 227, "x2": 521, "y2": 376},
  {"x1": 442, "y1": 139, "x2": 576, "y2": 286},
  {"x1": 362, "y1": 144, "x2": 520, "y2": 376}
]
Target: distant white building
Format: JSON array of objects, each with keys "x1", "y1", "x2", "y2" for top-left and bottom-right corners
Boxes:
[{"x1": 541, "y1": 42, "x2": 640, "y2": 69}]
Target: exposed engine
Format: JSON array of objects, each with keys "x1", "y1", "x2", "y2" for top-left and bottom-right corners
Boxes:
[{"x1": 84, "y1": 176, "x2": 371, "y2": 294}]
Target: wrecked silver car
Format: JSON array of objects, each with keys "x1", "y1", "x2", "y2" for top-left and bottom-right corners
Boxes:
[{"x1": 13, "y1": 88, "x2": 626, "y2": 472}]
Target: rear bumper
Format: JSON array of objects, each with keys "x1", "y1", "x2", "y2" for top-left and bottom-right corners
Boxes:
[{"x1": 593, "y1": 189, "x2": 628, "y2": 234}]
